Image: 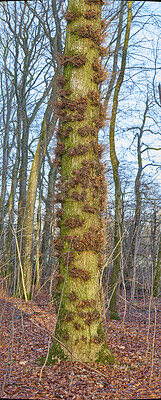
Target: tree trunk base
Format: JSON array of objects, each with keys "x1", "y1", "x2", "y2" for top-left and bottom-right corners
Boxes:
[
  {"x1": 110, "y1": 310, "x2": 120, "y2": 320},
  {"x1": 38, "y1": 339, "x2": 116, "y2": 366}
]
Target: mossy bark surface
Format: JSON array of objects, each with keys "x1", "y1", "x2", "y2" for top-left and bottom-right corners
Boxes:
[{"x1": 46, "y1": 0, "x2": 115, "y2": 364}]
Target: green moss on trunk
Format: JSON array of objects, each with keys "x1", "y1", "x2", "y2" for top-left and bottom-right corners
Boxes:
[{"x1": 45, "y1": 0, "x2": 115, "y2": 364}]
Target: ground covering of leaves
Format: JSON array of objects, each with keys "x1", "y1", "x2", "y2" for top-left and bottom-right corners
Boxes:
[{"x1": 0, "y1": 284, "x2": 161, "y2": 400}]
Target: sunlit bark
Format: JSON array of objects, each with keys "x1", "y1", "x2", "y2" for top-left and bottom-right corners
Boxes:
[{"x1": 46, "y1": 0, "x2": 115, "y2": 364}]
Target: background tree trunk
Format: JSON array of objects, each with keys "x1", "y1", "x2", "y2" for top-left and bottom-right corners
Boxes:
[
  {"x1": 109, "y1": 1, "x2": 133, "y2": 319},
  {"x1": 130, "y1": 95, "x2": 148, "y2": 301},
  {"x1": 20, "y1": 80, "x2": 58, "y2": 298},
  {"x1": 153, "y1": 234, "x2": 161, "y2": 297},
  {"x1": 40, "y1": 157, "x2": 57, "y2": 278}
]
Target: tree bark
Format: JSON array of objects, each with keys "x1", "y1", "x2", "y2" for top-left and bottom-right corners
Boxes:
[
  {"x1": 46, "y1": 0, "x2": 115, "y2": 364},
  {"x1": 20, "y1": 80, "x2": 58, "y2": 299},
  {"x1": 40, "y1": 159, "x2": 57, "y2": 276},
  {"x1": 109, "y1": 1, "x2": 133, "y2": 319},
  {"x1": 130, "y1": 94, "x2": 148, "y2": 301}
]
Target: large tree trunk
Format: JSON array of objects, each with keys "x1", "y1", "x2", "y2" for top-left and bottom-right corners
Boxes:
[
  {"x1": 46, "y1": 0, "x2": 115, "y2": 364},
  {"x1": 109, "y1": 1, "x2": 133, "y2": 319}
]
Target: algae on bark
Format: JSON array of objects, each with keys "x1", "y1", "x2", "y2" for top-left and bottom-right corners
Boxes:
[{"x1": 47, "y1": 0, "x2": 115, "y2": 364}]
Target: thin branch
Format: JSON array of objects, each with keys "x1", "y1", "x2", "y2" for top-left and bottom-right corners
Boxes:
[
  {"x1": 10, "y1": 224, "x2": 28, "y2": 303},
  {"x1": 27, "y1": 316, "x2": 110, "y2": 381}
]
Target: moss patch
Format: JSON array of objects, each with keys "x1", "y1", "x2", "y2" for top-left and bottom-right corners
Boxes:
[
  {"x1": 37, "y1": 340, "x2": 68, "y2": 366},
  {"x1": 110, "y1": 311, "x2": 120, "y2": 320},
  {"x1": 95, "y1": 343, "x2": 115, "y2": 365},
  {"x1": 95, "y1": 321, "x2": 116, "y2": 364}
]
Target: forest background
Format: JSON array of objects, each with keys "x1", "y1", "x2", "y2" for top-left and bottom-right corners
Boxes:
[{"x1": 0, "y1": 0, "x2": 161, "y2": 398}]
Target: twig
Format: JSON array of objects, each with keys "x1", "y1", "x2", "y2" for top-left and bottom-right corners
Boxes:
[
  {"x1": 99, "y1": 232, "x2": 125, "y2": 290},
  {"x1": 69, "y1": 353, "x2": 74, "y2": 394},
  {"x1": 29, "y1": 316, "x2": 109, "y2": 380},
  {"x1": 10, "y1": 224, "x2": 28, "y2": 302},
  {"x1": 34, "y1": 267, "x2": 59, "y2": 296},
  {"x1": 149, "y1": 304, "x2": 157, "y2": 385},
  {"x1": 1, "y1": 299, "x2": 15, "y2": 397},
  {"x1": 146, "y1": 265, "x2": 154, "y2": 357},
  {"x1": 120, "y1": 236, "x2": 127, "y2": 332},
  {"x1": 1, "y1": 265, "x2": 18, "y2": 396},
  {"x1": 55, "y1": 234, "x2": 74, "y2": 329},
  {"x1": 39, "y1": 335, "x2": 52, "y2": 382},
  {"x1": 39, "y1": 235, "x2": 73, "y2": 382}
]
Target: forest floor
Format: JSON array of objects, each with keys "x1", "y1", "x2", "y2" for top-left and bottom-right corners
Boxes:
[{"x1": 0, "y1": 283, "x2": 161, "y2": 400}]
